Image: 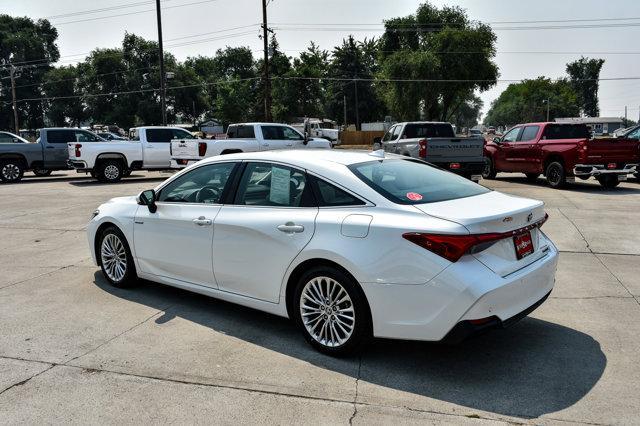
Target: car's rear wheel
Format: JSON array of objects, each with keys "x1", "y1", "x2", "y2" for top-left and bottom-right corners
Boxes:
[
  {"x1": 482, "y1": 157, "x2": 496, "y2": 179},
  {"x1": 98, "y1": 226, "x2": 136, "y2": 288},
  {"x1": 545, "y1": 162, "x2": 566, "y2": 189},
  {"x1": 525, "y1": 173, "x2": 539, "y2": 182},
  {"x1": 0, "y1": 160, "x2": 24, "y2": 183},
  {"x1": 597, "y1": 175, "x2": 620, "y2": 189},
  {"x1": 97, "y1": 160, "x2": 123, "y2": 183},
  {"x1": 33, "y1": 169, "x2": 52, "y2": 177},
  {"x1": 294, "y1": 266, "x2": 370, "y2": 356}
]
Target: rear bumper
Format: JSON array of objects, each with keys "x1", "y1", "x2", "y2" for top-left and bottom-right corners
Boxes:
[
  {"x1": 573, "y1": 163, "x2": 637, "y2": 177},
  {"x1": 170, "y1": 159, "x2": 200, "y2": 169},
  {"x1": 68, "y1": 160, "x2": 89, "y2": 170},
  {"x1": 431, "y1": 161, "x2": 485, "y2": 179},
  {"x1": 360, "y1": 234, "x2": 558, "y2": 342}
]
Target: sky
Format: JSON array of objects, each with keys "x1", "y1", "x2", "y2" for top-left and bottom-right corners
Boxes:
[{"x1": 2, "y1": 0, "x2": 640, "y2": 122}]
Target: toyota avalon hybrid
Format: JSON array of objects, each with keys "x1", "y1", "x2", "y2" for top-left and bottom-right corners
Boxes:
[{"x1": 88, "y1": 149, "x2": 558, "y2": 355}]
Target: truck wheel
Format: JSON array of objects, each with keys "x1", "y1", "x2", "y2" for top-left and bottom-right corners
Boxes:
[
  {"x1": 33, "y1": 169, "x2": 52, "y2": 177},
  {"x1": 97, "y1": 160, "x2": 123, "y2": 183},
  {"x1": 0, "y1": 160, "x2": 24, "y2": 183},
  {"x1": 482, "y1": 157, "x2": 496, "y2": 179},
  {"x1": 525, "y1": 173, "x2": 540, "y2": 182},
  {"x1": 597, "y1": 175, "x2": 620, "y2": 189},
  {"x1": 545, "y1": 162, "x2": 566, "y2": 189}
]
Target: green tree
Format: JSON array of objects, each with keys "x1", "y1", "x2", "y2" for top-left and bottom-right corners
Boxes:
[
  {"x1": 378, "y1": 3, "x2": 498, "y2": 122},
  {"x1": 484, "y1": 77, "x2": 579, "y2": 127},
  {"x1": 0, "y1": 15, "x2": 60, "y2": 129},
  {"x1": 450, "y1": 94, "x2": 483, "y2": 130},
  {"x1": 286, "y1": 42, "x2": 329, "y2": 119},
  {"x1": 326, "y1": 35, "x2": 386, "y2": 128},
  {"x1": 210, "y1": 46, "x2": 256, "y2": 125},
  {"x1": 566, "y1": 57, "x2": 605, "y2": 117},
  {"x1": 41, "y1": 65, "x2": 86, "y2": 126},
  {"x1": 254, "y1": 37, "x2": 293, "y2": 122}
]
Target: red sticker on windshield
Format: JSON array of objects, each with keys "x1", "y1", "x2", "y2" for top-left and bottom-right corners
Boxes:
[{"x1": 406, "y1": 192, "x2": 423, "y2": 201}]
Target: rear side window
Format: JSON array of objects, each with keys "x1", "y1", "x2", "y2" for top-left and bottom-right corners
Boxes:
[
  {"x1": 237, "y1": 126, "x2": 255, "y2": 138},
  {"x1": 313, "y1": 178, "x2": 365, "y2": 207},
  {"x1": 46, "y1": 130, "x2": 75, "y2": 143},
  {"x1": 543, "y1": 124, "x2": 590, "y2": 139},
  {"x1": 403, "y1": 123, "x2": 455, "y2": 138},
  {"x1": 146, "y1": 129, "x2": 174, "y2": 142},
  {"x1": 349, "y1": 159, "x2": 489, "y2": 205},
  {"x1": 234, "y1": 162, "x2": 314, "y2": 207},
  {"x1": 519, "y1": 125, "x2": 540, "y2": 142}
]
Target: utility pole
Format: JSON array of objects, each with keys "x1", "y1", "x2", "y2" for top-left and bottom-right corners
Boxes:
[
  {"x1": 343, "y1": 94, "x2": 347, "y2": 129},
  {"x1": 624, "y1": 105, "x2": 627, "y2": 126},
  {"x1": 261, "y1": 0, "x2": 272, "y2": 121},
  {"x1": 155, "y1": 0, "x2": 167, "y2": 126},
  {"x1": 10, "y1": 64, "x2": 19, "y2": 134},
  {"x1": 543, "y1": 99, "x2": 550, "y2": 122},
  {"x1": 354, "y1": 78, "x2": 359, "y2": 131}
]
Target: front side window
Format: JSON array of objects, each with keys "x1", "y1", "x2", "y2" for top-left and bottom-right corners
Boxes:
[
  {"x1": 382, "y1": 126, "x2": 396, "y2": 142},
  {"x1": 172, "y1": 129, "x2": 195, "y2": 140},
  {"x1": 75, "y1": 131, "x2": 99, "y2": 142},
  {"x1": 158, "y1": 162, "x2": 236, "y2": 204},
  {"x1": 349, "y1": 159, "x2": 489, "y2": 205},
  {"x1": 234, "y1": 162, "x2": 313, "y2": 207},
  {"x1": 624, "y1": 127, "x2": 640, "y2": 140},
  {"x1": 282, "y1": 127, "x2": 303, "y2": 140},
  {"x1": 502, "y1": 127, "x2": 521, "y2": 143},
  {"x1": 0, "y1": 132, "x2": 23, "y2": 143},
  {"x1": 518, "y1": 125, "x2": 540, "y2": 142}
]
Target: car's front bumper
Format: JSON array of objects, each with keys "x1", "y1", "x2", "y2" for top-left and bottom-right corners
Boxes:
[{"x1": 360, "y1": 233, "x2": 558, "y2": 342}]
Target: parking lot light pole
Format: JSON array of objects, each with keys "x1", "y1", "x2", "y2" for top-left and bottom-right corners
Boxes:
[
  {"x1": 156, "y1": 0, "x2": 167, "y2": 126},
  {"x1": 543, "y1": 99, "x2": 550, "y2": 122}
]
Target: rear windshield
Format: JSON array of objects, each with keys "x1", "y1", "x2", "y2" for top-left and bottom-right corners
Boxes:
[
  {"x1": 349, "y1": 159, "x2": 489, "y2": 204},
  {"x1": 543, "y1": 124, "x2": 590, "y2": 139},
  {"x1": 404, "y1": 123, "x2": 455, "y2": 138}
]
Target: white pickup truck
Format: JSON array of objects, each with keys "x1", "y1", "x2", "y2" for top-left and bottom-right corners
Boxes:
[
  {"x1": 170, "y1": 122, "x2": 332, "y2": 169},
  {"x1": 68, "y1": 126, "x2": 198, "y2": 182}
]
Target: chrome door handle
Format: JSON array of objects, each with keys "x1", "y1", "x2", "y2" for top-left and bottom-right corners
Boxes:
[
  {"x1": 193, "y1": 216, "x2": 212, "y2": 226},
  {"x1": 277, "y1": 222, "x2": 304, "y2": 233},
  {"x1": 262, "y1": 143, "x2": 269, "y2": 147}
]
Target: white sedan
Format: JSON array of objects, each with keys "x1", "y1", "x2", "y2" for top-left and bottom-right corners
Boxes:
[{"x1": 88, "y1": 150, "x2": 558, "y2": 355}]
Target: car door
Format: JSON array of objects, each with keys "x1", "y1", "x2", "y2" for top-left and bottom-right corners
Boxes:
[
  {"x1": 43, "y1": 129, "x2": 77, "y2": 168},
  {"x1": 133, "y1": 161, "x2": 238, "y2": 287},
  {"x1": 511, "y1": 125, "x2": 541, "y2": 172},
  {"x1": 258, "y1": 125, "x2": 289, "y2": 150},
  {"x1": 494, "y1": 127, "x2": 522, "y2": 172},
  {"x1": 281, "y1": 125, "x2": 305, "y2": 148},
  {"x1": 212, "y1": 161, "x2": 318, "y2": 302},
  {"x1": 381, "y1": 125, "x2": 399, "y2": 153}
]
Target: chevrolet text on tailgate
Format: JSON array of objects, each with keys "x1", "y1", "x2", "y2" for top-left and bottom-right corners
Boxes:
[
  {"x1": 68, "y1": 126, "x2": 199, "y2": 183},
  {"x1": 170, "y1": 123, "x2": 332, "y2": 169},
  {"x1": 483, "y1": 122, "x2": 640, "y2": 189},
  {"x1": 374, "y1": 122, "x2": 485, "y2": 181}
]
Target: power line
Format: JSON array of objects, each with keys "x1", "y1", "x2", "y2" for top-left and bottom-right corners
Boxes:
[
  {"x1": 272, "y1": 22, "x2": 640, "y2": 32},
  {"x1": 46, "y1": 1, "x2": 158, "y2": 20},
  {"x1": 271, "y1": 16, "x2": 640, "y2": 26}
]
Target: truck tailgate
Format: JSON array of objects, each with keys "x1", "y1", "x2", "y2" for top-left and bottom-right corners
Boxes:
[
  {"x1": 171, "y1": 140, "x2": 200, "y2": 158},
  {"x1": 426, "y1": 137, "x2": 484, "y2": 161},
  {"x1": 586, "y1": 139, "x2": 640, "y2": 163}
]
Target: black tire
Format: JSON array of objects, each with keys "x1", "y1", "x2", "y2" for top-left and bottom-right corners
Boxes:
[
  {"x1": 525, "y1": 173, "x2": 539, "y2": 182},
  {"x1": 482, "y1": 157, "x2": 496, "y2": 179},
  {"x1": 545, "y1": 161, "x2": 566, "y2": 189},
  {"x1": 97, "y1": 160, "x2": 123, "y2": 183},
  {"x1": 33, "y1": 169, "x2": 52, "y2": 177},
  {"x1": 293, "y1": 266, "x2": 371, "y2": 356},
  {"x1": 0, "y1": 159, "x2": 25, "y2": 183},
  {"x1": 597, "y1": 175, "x2": 620, "y2": 189},
  {"x1": 633, "y1": 172, "x2": 640, "y2": 183},
  {"x1": 122, "y1": 168, "x2": 132, "y2": 178},
  {"x1": 97, "y1": 226, "x2": 137, "y2": 288}
]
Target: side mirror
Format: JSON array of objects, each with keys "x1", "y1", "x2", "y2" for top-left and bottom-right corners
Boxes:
[
  {"x1": 493, "y1": 137, "x2": 502, "y2": 144},
  {"x1": 137, "y1": 189, "x2": 157, "y2": 213}
]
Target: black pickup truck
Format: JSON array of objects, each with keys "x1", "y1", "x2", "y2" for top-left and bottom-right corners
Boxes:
[{"x1": 0, "y1": 128, "x2": 103, "y2": 183}]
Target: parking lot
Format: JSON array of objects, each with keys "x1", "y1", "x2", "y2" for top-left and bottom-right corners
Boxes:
[{"x1": 1, "y1": 170, "x2": 639, "y2": 424}]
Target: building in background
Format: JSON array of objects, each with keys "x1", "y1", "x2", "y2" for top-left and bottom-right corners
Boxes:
[{"x1": 555, "y1": 117, "x2": 624, "y2": 136}]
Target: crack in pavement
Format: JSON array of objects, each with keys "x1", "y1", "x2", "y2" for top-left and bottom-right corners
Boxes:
[
  {"x1": 349, "y1": 355, "x2": 362, "y2": 425},
  {"x1": 558, "y1": 208, "x2": 640, "y2": 308},
  {"x1": 0, "y1": 263, "x2": 92, "y2": 291},
  {"x1": 0, "y1": 364, "x2": 55, "y2": 397}
]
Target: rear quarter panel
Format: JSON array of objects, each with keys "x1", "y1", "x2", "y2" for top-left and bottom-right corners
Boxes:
[{"x1": 0, "y1": 142, "x2": 43, "y2": 167}]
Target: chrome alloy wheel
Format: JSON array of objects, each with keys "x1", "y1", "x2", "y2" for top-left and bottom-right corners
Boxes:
[
  {"x1": 103, "y1": 164, "x2": 120, "y2": 180},
  {"x1": 1, "y1": 163, "x2": 20, "y2": 181},
  {"x1": 300, "y1": 276, "x2": 355, "y2": 347},
  {"x1": 101, "y1": 234, "x2": 127, "y2": 282}
]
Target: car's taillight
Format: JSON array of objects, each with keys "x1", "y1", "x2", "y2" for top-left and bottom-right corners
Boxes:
[
  {"x1": 198, "y1": 141, "x2": 207, "y2": 157},
  {"x1": 75, "y1": 144, "x2": 82, "y2": 157},
  {"x1": 450, "y1": 162, "x2": 461, "y2": 170},
  {"x1": 403, "y1": 213, "x2": 549, "y2": 262},
  {"x1": 578, "y1": 139, "x2": 588, "y2": 162},
  {"x1": 607, "y1": 162, "x2": 616, "y2": 169},
  {"x1": 418, "y1": 139, "x2": 427, "y2": 157}
]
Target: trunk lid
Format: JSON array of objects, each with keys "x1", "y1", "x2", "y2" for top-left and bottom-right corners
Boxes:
[{"x1": 413, "y1": 191, "x2": 549, "y2": 276}]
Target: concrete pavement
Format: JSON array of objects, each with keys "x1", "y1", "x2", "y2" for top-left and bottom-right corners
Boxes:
[{"x1": 0, "y1": 170, "x2": 639, "y2": 424}]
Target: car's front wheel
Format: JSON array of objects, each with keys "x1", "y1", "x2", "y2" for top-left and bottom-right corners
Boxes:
[
  {"x1": 98, "y1": 226, "x2": 136, "y2": 288},
  {"x1": 482, "y1": 157, "x2": 496, "y2": 179},
  {"x1": 294, "y1": 266, "x2": 371, "y2": 356}
]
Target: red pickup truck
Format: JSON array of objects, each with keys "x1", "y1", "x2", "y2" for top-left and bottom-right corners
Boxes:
[{"x1": 482, "y1": 122, "x2": 640, "y2": 189}]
